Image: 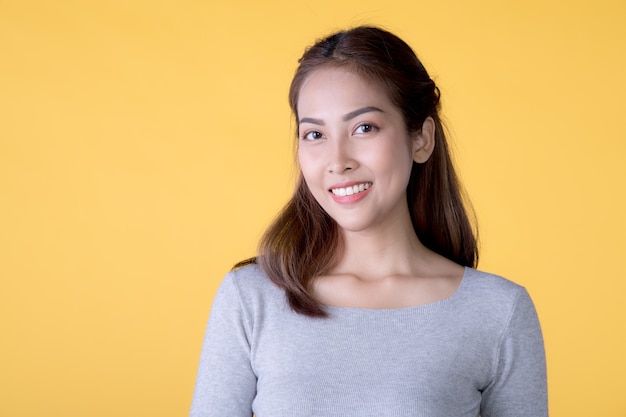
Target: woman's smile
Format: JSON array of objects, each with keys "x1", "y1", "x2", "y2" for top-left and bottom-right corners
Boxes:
[{"x1": 329, "y1": 182, "x2": 373, "y2": 203}]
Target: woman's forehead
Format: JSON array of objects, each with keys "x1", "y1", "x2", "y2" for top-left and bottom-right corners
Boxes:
[{"x1": 297, "y1": 67, "x2": 393, "y2": 115}]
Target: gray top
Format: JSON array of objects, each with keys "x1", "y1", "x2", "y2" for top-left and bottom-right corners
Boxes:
[{"x1": 190, "y1": 265, "x2": 547, "y2": 417}]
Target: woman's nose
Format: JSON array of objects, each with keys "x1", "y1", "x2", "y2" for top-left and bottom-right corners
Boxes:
[{"x1": 328, "y1": 138, "x2": 357, "y2": 174}]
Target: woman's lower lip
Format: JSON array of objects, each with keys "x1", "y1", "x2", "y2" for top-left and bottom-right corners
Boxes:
[{"x1": 330, "y1": 186, "x2": 372, "y2": 204}]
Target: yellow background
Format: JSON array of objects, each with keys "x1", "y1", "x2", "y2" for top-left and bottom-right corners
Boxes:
[{"x1": 1, "y1": 0, "x2": 625, "y2": 416}]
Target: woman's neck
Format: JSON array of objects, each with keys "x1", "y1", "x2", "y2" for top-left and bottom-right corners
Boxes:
[
  {"x1": 332, "y1": 217, "x2": 434, "y2": 281},
  {"x1": 314, "y1": 216, "x2": 464, "y2": 309}
]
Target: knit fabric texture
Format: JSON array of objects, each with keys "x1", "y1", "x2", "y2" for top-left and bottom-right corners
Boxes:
[{"x1": 190, "y1": 264, "x2": 547, "y2": 417}]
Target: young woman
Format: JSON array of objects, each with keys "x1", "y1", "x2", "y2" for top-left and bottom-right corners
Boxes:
[{"x1": 190, "y1": 26, "x2": 547, "y2": 417}]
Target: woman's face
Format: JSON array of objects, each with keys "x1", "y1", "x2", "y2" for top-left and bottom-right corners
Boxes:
[{"x1": 296, "y1": 67, "x2": 426, "y2": 234}]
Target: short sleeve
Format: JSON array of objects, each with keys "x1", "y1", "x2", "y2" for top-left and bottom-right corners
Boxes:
[
  {"x1": 189, "y1": 272, "x2": 256, "y2": 417},
  {"x1": 480, "y1": 288, "x2": 548, "y2": 416}
]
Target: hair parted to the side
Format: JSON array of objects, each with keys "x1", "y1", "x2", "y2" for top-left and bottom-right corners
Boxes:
[{"x1": 235, "y1": 26, "x2": 478, "y2": 317}]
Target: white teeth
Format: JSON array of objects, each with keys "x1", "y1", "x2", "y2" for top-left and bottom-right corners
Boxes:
[{"x1": 330, "y1": 182, "x2": 371, "y2": 196}]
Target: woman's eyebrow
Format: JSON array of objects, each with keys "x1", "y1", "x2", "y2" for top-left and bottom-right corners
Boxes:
[
  {"x1": 299, "y1": 106, "x2": 384, "y2": 126},
  {"x1": 299, "y1": 117, "x2": 325, "y2": 126},
  {"x1": 342, "y1": 106, "x2": 383, "y2": 121}
]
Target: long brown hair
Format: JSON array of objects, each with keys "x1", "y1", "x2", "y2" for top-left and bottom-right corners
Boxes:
[{"x1": 236, "y1": 26, "x2": 478, "y2": 317}]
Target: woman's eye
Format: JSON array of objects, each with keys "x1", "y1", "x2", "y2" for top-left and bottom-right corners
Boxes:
[
  {"x1": 355, "y1": 124, "x2": 375, "y2": 134},
  {"x1": 303, "y1": 131, "x2": 323, "y2": 141}
]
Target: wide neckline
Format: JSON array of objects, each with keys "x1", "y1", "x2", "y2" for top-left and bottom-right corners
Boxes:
[{"x1": 321, "y1": 266, "x2": 472, "y2": 314}]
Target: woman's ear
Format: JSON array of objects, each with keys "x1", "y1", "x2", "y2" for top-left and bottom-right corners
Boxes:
[{"x1": 412, "y1": 116, "x2": 436, "y2": 163}]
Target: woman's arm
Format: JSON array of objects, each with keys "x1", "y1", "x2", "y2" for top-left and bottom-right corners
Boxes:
[
  {"x1": 481, "y1": 288, "x2": 548, "y2": 416},
  {"x1": 190, "y1": 273, "x2": 256, "y2": 417}
]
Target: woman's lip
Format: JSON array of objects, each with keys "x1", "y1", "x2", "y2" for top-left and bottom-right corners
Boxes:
[
  {"x1": 329, "y1": 183, "x2": 372, "y2": 204},
  {"x1": 328, "y1": 181, "x2": 372, "y2": 191}
]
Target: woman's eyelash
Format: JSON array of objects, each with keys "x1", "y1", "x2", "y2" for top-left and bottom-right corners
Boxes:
[
  {"x1": 355, "y1": 123, "x2": 377, "y2": 133},
  {"x1": 301, "y1": 123, "x2": 377, "y2": 140},
  {"x1": 302, "y1": 130, "x2": 323, "y2": 140}
]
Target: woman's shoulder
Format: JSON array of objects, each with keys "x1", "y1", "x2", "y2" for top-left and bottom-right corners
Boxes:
[
  {"x1": 220, "y1": 262, "x2": 286, "y2": 308},
  {"x1": 458, "y1": 267, "x2": 533, "y2": 315},
  {"x1": 463, "y1": 267, "x2": 525, "y2": 292},
  {"x1": 228, "y1": 261, "x2": 268, "y2": 282}
]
